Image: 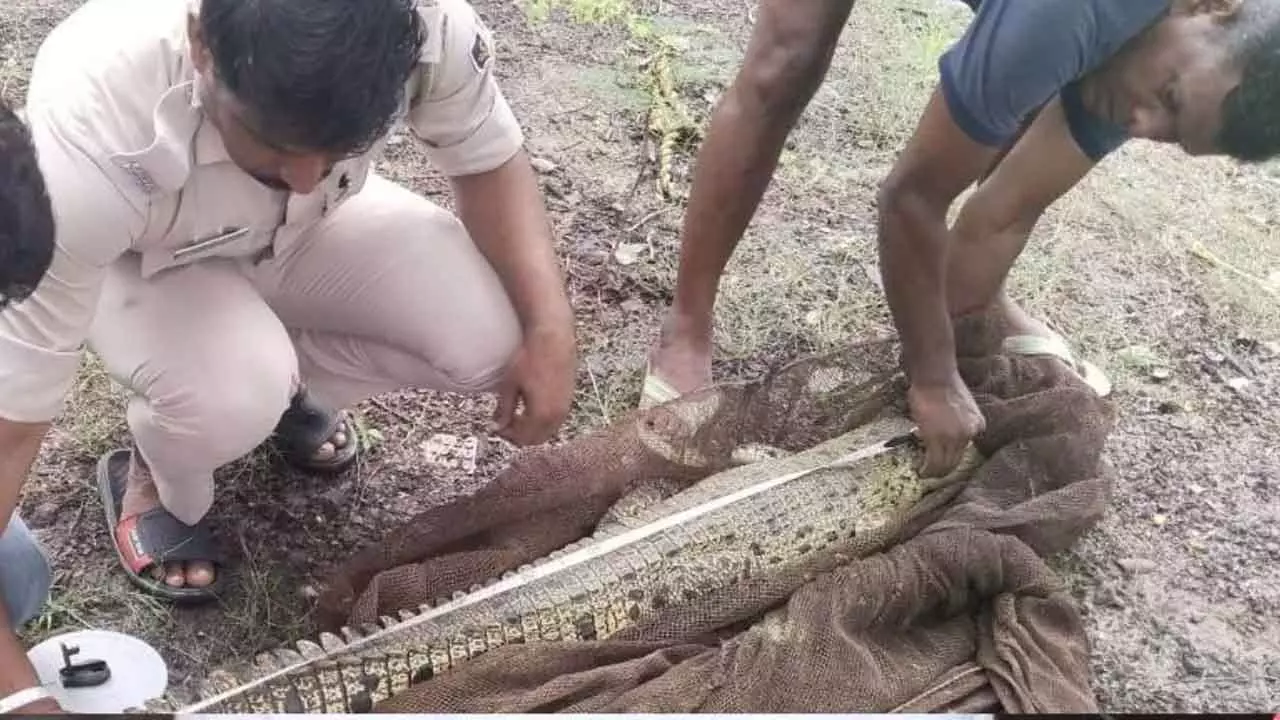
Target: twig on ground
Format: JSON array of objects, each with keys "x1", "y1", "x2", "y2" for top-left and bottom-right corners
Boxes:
[
  {"x1": 550, "y1": 102, "x2": 592, "y2": 119},
  {"x1": 626, "y1": 207, "x2": 671, "y2": 233},
  {"x1": 585, "y1": 362, "x2": 611, "y2": 424},
  {"x1": 1188, "y1": 242, "x2": 1280, "y2": 300}
]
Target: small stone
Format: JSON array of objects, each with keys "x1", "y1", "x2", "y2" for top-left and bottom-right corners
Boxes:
[
  {"x1": 1152, "y1": 514, "x2": 1168, "y2": 526},
  {"x1": 1226, "y1": 376, "x2": 1250, "y2": 391},
  {"x1": 1149, "y1": 367, "x2": 1172, "y2": 381},
  {"x1": 1181, "y1": 652, "x2": 1207, "y2": 676},
  {"x1": 1187, "y1": 483, "x2": 1204, "y2": 494},
  {"x1": 387, "y1": 134, "x2": 405, "y2": 147},
  {"x1": 1157, "y1": 400, "x2": 1184, "y2": 415},
  {"x1": 302, "y1": 585, "x2": 320, "y2": 600},
  {"x1": 1116, "y1": 557, "x2": 1157, "y2": 575},
  {"x1": 530, "y1": 157, "x2": 558, "y2": 174}
]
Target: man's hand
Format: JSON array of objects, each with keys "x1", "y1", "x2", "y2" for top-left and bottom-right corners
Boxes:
[
  {"x1": 451, "y1": 150, "x2": 578, "y2": 446},
  {"x1": 908, "y1": 372, "x2": 985, "y2": 477},
  {"x1": 493, "y1": 321, "x2": 577, "y2": 446}
]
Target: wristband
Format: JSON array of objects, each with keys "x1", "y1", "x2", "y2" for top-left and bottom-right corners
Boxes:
[{"x1": 0, "y1": 686, "x2": 53, "y2": 714}]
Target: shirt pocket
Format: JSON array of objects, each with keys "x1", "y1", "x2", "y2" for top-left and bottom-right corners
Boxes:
[{"x1": 135, "y1": 167, "x2": 285, "y2": 278}]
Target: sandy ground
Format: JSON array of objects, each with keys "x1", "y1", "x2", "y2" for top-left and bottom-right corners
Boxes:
[{"x1": 3, "y1": 0, "x2": 1279, "y2": 712}]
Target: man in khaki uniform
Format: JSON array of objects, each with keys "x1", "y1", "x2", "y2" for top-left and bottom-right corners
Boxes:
[{"x1": 3, "y1": 0, "x2": 577, "y2": 601}]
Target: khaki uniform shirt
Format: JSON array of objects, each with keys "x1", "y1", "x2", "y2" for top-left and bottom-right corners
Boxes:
[{"x1": 0, "y1": 0, "x2": 524, "y2": 423}]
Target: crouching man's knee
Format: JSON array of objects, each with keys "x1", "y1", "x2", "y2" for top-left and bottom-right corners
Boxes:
[{"x1": 0, "y1": 515, "x2": 52, "y2": 628}]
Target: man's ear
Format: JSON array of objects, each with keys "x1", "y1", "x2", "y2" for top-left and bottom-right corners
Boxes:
[{"x1": 186, "y1": 12, "x2": 212, "y2": 73}]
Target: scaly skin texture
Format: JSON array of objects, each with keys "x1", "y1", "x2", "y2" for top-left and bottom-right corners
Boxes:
[{"x1": 138, "y1": 416, "x2": 979, "y2": 714}]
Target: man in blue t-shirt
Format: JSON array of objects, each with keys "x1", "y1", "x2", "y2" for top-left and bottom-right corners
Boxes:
[
  {"x1": 642, "y1": 0, "x2": 1280, "y2": 473},
  {"x1": 880, "y1": 0, "x2": 1280, "y2": 476}
]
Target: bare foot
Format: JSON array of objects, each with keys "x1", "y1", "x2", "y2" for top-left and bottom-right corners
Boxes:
[
  {"x1": 120, "y1": 453, "x2": 215, "y2": 589},
  {"x1": 646, "y1": 310, "x2": 715, "y2": 398}
]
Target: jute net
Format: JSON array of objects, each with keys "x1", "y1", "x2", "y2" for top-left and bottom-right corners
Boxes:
[{"x1": 313, "y1": 311, "x2": 1114, "y2": 713}]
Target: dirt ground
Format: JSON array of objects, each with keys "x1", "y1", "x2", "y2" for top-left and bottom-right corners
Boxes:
[{"x1": 3, "y1": 0, "x2": 1279, "y2": 713}]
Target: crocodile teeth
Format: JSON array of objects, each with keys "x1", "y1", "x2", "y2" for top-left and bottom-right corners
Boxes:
[
  {"x1": 483, "y1": 576, "x2": 500, "y2": 587},
  {"x1": 340, "y1": 626, "x2": 363, "y2": 643},
  {"x1": 434, "y1": 596, "x2": 451, "y2": 607},
  {"x1": 398, "y1": 609, "x2": 417, "y2": 622},
  {"x1": 468, "y1": 583, "x2": 483, "y2": 593},
  {"x1": 501, "y1": 570, "x2": 516, "y2": 580},
  {"x1": 253, "y1": 652, "x2": 279, "y2": 671},
  {"x1": 451, "y1": 590, "x2": 467, "y2": 601},
  {"x1": 295, "y1": 639, "x2": 326, "y2": 659},
  {"x1": 358, "y1": 622, "x2": 381, "y2": 637},
  {"x1": 378, "y1": 615, "x2": 398, "y2": 628},
  {"x1": 319, "y1": 631, "x2": 346, "y2": 652}
]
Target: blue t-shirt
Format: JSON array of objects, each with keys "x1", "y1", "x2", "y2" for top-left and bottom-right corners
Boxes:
[{"x1": 940, "y1": 0, "x2": 1170, "y2": 160}]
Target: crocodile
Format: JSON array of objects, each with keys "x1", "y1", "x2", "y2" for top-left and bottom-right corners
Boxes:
[{"x1": 135, "y1": 413, "x2": 981, "y2": 714}]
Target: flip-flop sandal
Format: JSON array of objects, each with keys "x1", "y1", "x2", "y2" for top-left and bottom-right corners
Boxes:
[
  {"x1": 271, "y1": 387, "x2": 359, "y2": 474},
  {"x1": 97, "y1": 448, "x2": 228, "y2": 603},
  {"x1": 1002, "y1": 333, "x2": 1112, "y2": 397},
  {"x1": 638, "y1": 361, "x2": 685, "y2": 410}
]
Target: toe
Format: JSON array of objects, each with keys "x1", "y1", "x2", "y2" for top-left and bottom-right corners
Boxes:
[
  {"x1": 185, "y1": 561, "x2": 216, "y2": 588},
  {"x1": 163, "y1": 562, "x2": 186, "y2": 587},
  {"x1": 312, "y1": 441, "x2": 336, "y2": 461}
]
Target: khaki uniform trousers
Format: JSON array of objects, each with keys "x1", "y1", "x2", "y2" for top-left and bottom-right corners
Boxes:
[{"x1": 87, "y1": 175, "x2": 521, "y2": 525}]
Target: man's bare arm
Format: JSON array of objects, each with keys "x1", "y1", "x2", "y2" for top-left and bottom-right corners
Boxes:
[
  {"x1": 877, "y1": 87, "x2": 995, "y2": 390},
  {"x1": 946, "y1": 96, "x2": 1099, "y2": 313},
  {"x1": 451, "y1": 149, "x2": 577, "y2": 446},
  {"x1": 451, "y1": 149, "x2": 573, "y2": 340},
  {"x1": 0, "y1": 420, "x2": 49, "y2": 540},
  {"x1": 0, "y1": 419, "x2": 56, "y2": 712},
  {"x1": 1, "y1": 602, "x2": 60, "y2": 713}
]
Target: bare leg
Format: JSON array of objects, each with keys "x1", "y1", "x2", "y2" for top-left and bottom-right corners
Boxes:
[{"x1": 645, "y1": 0, "x2": 859, "y2": 401}]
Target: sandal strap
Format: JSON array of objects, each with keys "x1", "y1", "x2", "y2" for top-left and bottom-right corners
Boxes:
[
  {"x1": 115, "y1": 507, "x2": 225, "y2": 576},
  {"x1": 274, "y1": 389, "x2": 344, "y2": 454}
]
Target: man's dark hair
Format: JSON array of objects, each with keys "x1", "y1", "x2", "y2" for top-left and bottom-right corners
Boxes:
[
  {"x1": 198, "y1": 0, "x2": 425, "y2": 155},
  {"x1": 0, "y1": 99, "x2": 55, "y2": 312},
  {"x1": 1217, "y1": 1, "x2": 1280, "y2": 161}
]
